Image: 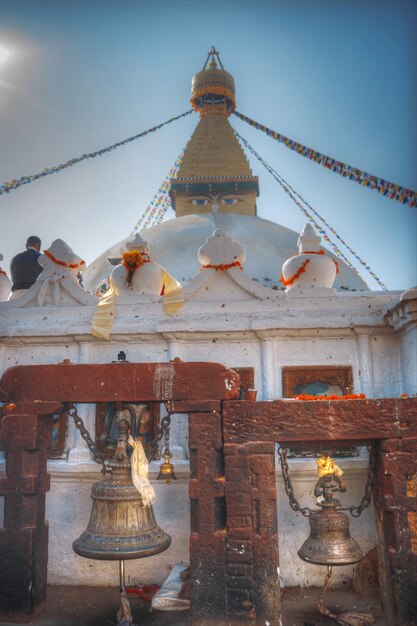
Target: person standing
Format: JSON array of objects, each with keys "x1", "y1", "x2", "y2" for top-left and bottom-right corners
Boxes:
[{"x1": 9, "y1": 236, "x2": 43, "y2": 299}]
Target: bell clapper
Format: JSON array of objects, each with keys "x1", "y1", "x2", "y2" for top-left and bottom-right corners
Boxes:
[{"x1": 318, "y1": 565, "x2": 375, "y2": 626}]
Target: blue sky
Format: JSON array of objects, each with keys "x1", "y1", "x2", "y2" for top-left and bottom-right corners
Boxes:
[{"x1": 0, "y1": 0, "x2": 416, "y2": 290}]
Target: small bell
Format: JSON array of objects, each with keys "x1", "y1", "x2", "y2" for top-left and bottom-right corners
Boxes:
[
  {"x1": 298, "y1": 461, "x2": 365, "y2": 567},
  {"x1": 157, "y1": 449, "x2": 177, "y2": 483}
]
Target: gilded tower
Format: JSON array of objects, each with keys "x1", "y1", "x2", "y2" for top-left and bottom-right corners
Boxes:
[{"x1": 170, "y1": 48, "x2": 259, "y2": 218}]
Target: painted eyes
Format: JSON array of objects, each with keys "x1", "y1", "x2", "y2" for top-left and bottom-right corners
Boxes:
[
  {"x1": 221, "y1": 198, "x2": 240, "y2": 205},
  {"x1": 190, "y1": 199, "x2": 210, "y2": 206},
  {"x1": 188, "y1": 197, "x2": 241, "y2": 206}
]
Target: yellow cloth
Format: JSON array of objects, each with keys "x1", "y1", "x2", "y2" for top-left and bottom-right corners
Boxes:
[
  {"x1": 91, "y1": 286, "x2": 117, "y2": 340},
  {"x1": 317, "y1": 455, "x2": 344, "y2": 478},
  {"x1": 162, "y1": 270, "x2": 184, "y2": 315},
  {"x1": 91, "y1": 266, "x2": 184, "y2": 340},
  {"x1": 128, "y1": 434, "x2": 156, "y2": 507}
]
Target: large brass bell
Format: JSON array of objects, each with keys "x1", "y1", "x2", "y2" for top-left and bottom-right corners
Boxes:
[
  {"x1": 298, "y1": 470, "x2": 364, "y2": 566},
  {"x1": 73, "y1": 418, "x2": 171, "y2": 560}
]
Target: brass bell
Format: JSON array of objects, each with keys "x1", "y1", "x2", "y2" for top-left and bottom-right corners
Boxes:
[
  {"x1": 73, "y1": 418, "x2": 171, "y2": 560},
  {"x1": 157, "y1": 449, "x2": 177, "y2": 483},
  {"x1": 298, "y1": 508, "x2": 364, "y2": 566},
  {"x1": 298, "y1": 471, "x2": 364, "y2": 566}
]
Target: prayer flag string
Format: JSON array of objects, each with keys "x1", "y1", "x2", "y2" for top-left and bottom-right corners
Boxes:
[
  {"x1": 233, "y1": 110, "x2": 416, "y2": 208},
  {"x1": 130, "y1": 151, "x2": 184, "y2": 234},
  {"x1": 0, "y1": 110, "x2": 193, "y2": 197},
  {"x1": 233, "y1": 129, "x2": 388, "y2": 290}
]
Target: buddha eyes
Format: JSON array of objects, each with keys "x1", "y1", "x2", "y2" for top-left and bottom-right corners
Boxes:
[
  {"x1": 221, "y1": 198, "x2": 240, "y2": 205},
  {"x1": 190, "y1": 199, "x2": 210, "y2": 206},
  {"x1": 188, "y1": 197, "x2": 241, "y2": 206}
]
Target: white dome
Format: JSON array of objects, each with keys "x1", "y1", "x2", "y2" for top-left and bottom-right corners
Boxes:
[{"x1": 83, "y1": 212, "x2": 368, "y2": 293}]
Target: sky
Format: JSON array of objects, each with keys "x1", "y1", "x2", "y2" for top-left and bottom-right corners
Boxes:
[{"x1": 0, "y1": 0, "x2": 416, "y2": 291}]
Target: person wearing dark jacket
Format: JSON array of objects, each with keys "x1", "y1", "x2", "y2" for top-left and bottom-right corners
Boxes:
[{"x1": 9, "y1": 236, "x2": 42, "y2": 299}]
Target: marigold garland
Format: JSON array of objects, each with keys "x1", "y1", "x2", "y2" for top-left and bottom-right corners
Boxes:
[
  {"x1": 280, "y1": 258, "x2": 310, "y2": 286},
  {"x1": 200, "y1": 261, "x2": 243, "y2": 272},
  {"x1": 44, "y1": 249, "x2": 86, "y2": 270},
  {"x1": 0, "y1": 268, "x2": 7, "y2": 277},
  {"x1": 292, "y1": 393, "x2": 367, "y2": 401},
  {"x1": 332, "y1": 258, "x2": 340, "y2": 274},
  {"x1": 122, "y1": 249, "x2": 151, "y2": 287}
]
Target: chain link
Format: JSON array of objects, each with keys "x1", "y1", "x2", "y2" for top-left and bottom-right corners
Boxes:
[
  {"x1": 148, "y1": 408, "x2": 172, "y2": 460},
  {"x1": 66, "y1": 403, "x2": 107, "y2": 474},
  {"x1": 278, "y1": 447, "x2": 311, "y2": 517},
  {"x1": 349, "y1": 445, "x2": 376, "y2": 517},
  {"x1": 279, "y1": 445, "x2": 376, "y2": 519}
]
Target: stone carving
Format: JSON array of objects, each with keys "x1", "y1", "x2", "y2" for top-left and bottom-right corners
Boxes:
[
  {"x1": 281, "y1": 223, "x2": 337, "y2": 294},
  {"x1": 1, "y1": 239, "x2": 96, "y2": 307},
  {"x1": 183, "y1": 228, "x2": 282, "y2": 303},
  {"x1": 92, "y1": 234, "x2": 183, "y2": 340},
  {"x1": 0, "y1": 253, "x2": 11, "y2": 302},
  {"x1": 385, "y1": 286, "x2": 417, "y2": 332},
  {"x1": 110, "y1": 234, "x2": 166, "y2": 299},
  {"x1": 198, "y1": 227, "x2": 245, "y2": 267}
]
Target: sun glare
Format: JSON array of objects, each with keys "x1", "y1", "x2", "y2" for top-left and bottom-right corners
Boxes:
[{"x1": 0, "y1": 46, "x2": 11, "y2": 65}]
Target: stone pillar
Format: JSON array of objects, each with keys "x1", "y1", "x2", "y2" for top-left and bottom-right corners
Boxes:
[
  {"x1": 355, "y1": 332, "x2": 375, "y2": 396},
  {"x1": 374, "y1": 438, "x2": 417, "y2": 626},
  {"x1": 258, "y1": 333, "x2": 277, "y2": 400},
  {"x1": 67, "y1": 342, "x2": 96, "y2": 463},
  {"x1": 189, "y1": 412, "x2": 227, "y2": 626},
  {"x1": 0, "y1": 402, "x2": 61, "y2": 622},
  {"x1": 224, "y1": 441, "x2": 280, "y2": 625}
]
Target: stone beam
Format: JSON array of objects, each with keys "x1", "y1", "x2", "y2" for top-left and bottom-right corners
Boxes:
[
  {"x1": 0, "y1": 362, "x2": 240, "y2": 403},
  {"x1": 223, "y1": 398, "x2": 417, "y2": 443}
]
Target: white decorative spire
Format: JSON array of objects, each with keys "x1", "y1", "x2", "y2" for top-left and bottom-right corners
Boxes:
[
  {"x1": 298, "y1": 223, "x2": 321, "y2": 254},
  {"x1": 281, "y1": 223, "x2": 337, "y2": 294},
  {"x1": 2, "y1": 239, "x2": 96, "y2": 307},
  {"x1": 126, "y1": 233, "x2": 148, "y2": 251},
  {"x1": 198, "y1": 228, "x2": 245, "y2": 267}
]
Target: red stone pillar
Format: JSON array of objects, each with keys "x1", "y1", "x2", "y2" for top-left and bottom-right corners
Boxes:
[
  {"x1": 374, "y1": 438, "x2": 417, "y2": 626},
  {"x1": 224, "y1": 441, "x2": 280, "y2": 626},
  {"x1": 0, "y1": 403, "x2": 60, "y2": 622},
  {"x1": 189, "y1": 411, "x2": 227, "y2": 626}
]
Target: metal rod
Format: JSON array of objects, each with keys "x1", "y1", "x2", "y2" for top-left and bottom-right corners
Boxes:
[{"x1": 119, "y1": 559, "x2": 126, "y2": 589}]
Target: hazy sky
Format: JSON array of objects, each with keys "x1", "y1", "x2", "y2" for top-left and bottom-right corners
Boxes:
[{"x1": 0, "y1": 0, "x2": 416, "y2": 290}]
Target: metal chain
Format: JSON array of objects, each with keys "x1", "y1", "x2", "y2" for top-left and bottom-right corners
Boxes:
[
  {"x1": 349, "y1": 445, "x2": 376, "y2": 517},
  {"x1": 279, "y1": 445, "x2": 377, "y2": 519},
  {"x1": 148, "y1": 409, "x2": 172, "y2": 460},
  {"x1": 66, "y1": 403, "x2": 107, "y2": 474},
  {"x1": 278, "y1": 447, "x2": 311, "y2": 517}
]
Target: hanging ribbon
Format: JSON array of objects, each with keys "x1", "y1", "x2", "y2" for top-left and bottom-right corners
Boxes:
[
  {"x1": 130, "y1": 151, "x2": 184, "y2": 235},
  {"x1": 233, "y1": 129, "x2": 387, "y2": 290},
  {"x1": 233, "y1": 110, "x2": 416, "y2": 208},
  {"x1": 0, "y1": 111, "x2": 193, "y2": 197}
]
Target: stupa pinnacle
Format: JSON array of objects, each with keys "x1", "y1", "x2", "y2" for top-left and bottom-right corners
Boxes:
[{"x1": 171, "y1": 48, "x2": 259, "y2": 218}]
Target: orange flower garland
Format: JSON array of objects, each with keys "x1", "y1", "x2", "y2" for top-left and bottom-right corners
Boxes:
[
  {"x1": 44, "y1": 249, "x2": 85, "y2": 270},
  {"x1": 292, "y1": 393, "x2": 367, "y2": 401},
  {"x1": 200, "y1": 261, "x2": 243, "y2": 272},
  {"x1": 332, "y1": 259, "x2": 340, "y2": 274},
  {"x1": 0, "y1": 268, "x2": 7, "y2": 277},
  {"x1": 122, "y1": 249, "x2": 150, "y2": 287},
  {"x1": 280, "y1": 258, "x2": 310, "y2": 287}
]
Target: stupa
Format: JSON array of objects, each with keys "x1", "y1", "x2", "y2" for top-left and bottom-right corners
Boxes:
[{"x1": 83, "y1": 48, "x2": 367, "y2": 294}]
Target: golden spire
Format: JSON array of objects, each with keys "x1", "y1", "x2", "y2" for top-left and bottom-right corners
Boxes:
[
  {"x1": 171, "y1": 49, "x2": 259, "y2": 218},
  {"x1": 190, "y1": 47, "x2": 236, "y2": 117}
]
